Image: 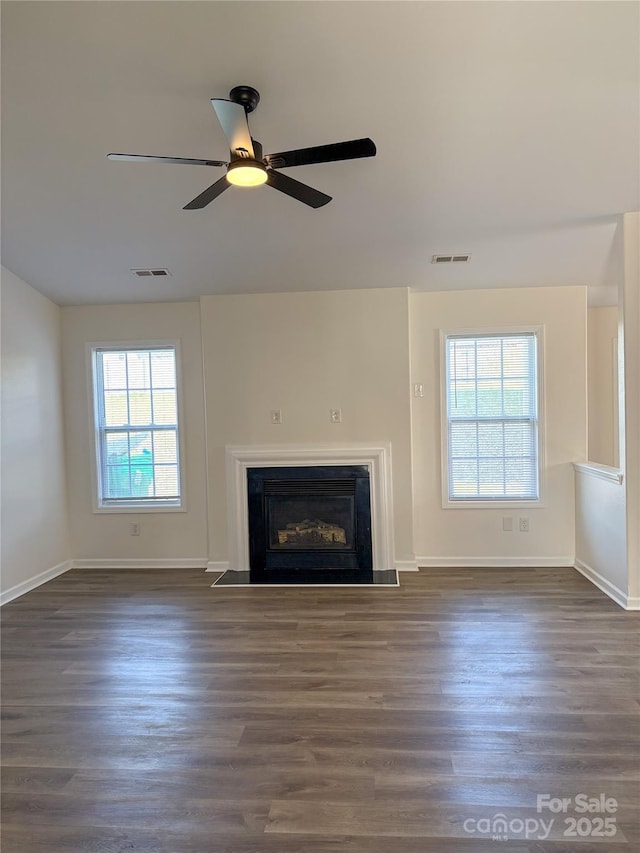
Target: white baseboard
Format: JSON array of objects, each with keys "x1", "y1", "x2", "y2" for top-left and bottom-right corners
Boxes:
[
  {"x1": 415, "y1": 556, "x2": 574, "y2": 568},
  {"x1": 1, "y1": 560, "x2": 72, "y2": 606},
  {"x1": 573, "y1": 558, "x2": 634, "y2": 610},
  {"x1": 71, "y1": 558, "x2": 208, "y2": 570},
  {"x1": 395, "y1": 560, "x2": 419, "y2": 572},
  {"x1": 206, "y1": 561, "x2": 230, "y2": 573}
]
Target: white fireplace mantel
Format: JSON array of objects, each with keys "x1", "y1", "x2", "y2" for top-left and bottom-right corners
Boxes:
[{"x1": 225, "y1": 443, "x2": 396, "y2": 572}]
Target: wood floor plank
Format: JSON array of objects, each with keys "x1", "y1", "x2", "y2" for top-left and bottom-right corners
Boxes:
[
  {"x1": 263, "y1": 799, "x2": 633, "y2": 841},
  {"x1": 0, "y1": 823, "x2": 559, "y2": 853},
  {"x1": 1, "y1": 566, "x2": 638, "y2": 851}
]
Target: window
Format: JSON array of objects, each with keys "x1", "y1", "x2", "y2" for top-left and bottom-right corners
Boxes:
[
  {"x1": 442, "y1": 330, "x2": 541, "y2": 506},
  {"x1": 92, "y1": 345, "x2": 182, "y2": 510}
]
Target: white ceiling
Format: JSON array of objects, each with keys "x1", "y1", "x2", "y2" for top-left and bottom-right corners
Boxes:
[{"x1": 2, "y1": 1, "x2": 638, "y2": 306}]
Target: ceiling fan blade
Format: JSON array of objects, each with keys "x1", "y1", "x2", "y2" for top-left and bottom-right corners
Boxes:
[
  {"x1": 210, "y1": 99, "x2": 255, "y2": 159},
  {"x1": 183, "y1": 176, "x2": 230, "y2": 210},
  {"x1": 266, "y1": 170, "x2": 331, "y2": 208},
  {"x1": 265, "y1": 138, "x2": 376, "y2": 169},
  {"x1": 108, "y1": 153, "x2": 226, "y2": 167}
]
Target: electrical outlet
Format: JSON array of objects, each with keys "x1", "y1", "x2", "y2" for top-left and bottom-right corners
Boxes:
[
  {"x1": 330, "y1": 408, "x2": 342, "y2": 423},
  {"x1": 129, "y1": 521, "x2": 140, "y2": 536},
  {"x1": 413, "y1": 383, "x2": 424, "y2": 398},
  {"x1": 519, "y1": 517, "x2": 530, "y2": 533},
  {"x1": 270, "y1": 409, "x2": 282, "y2": 425},
  {"x1": 502, "y1": 516, "x2": 513, "y2": 532}
]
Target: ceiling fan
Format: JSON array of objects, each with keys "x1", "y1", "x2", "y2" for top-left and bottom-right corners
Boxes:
[{"x1": 108, "y1": 85, "x2": 376, "y2": 210}]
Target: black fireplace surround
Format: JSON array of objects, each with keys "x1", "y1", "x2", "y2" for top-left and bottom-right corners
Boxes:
[{"x1": 247, "y1": 465, "x2": 373, "y2": 583}]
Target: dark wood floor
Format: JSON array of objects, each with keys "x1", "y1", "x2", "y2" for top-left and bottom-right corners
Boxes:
[{"x1": 1, "y1": 567, "x2": 639, "y2": 852}]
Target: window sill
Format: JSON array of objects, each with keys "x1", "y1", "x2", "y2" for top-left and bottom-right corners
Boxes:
[
  {"x1": 442, "y1": 499, "x2": 544, "y2": 510},
  {"x1": 93, "y1": 502, "x2": 186, "y2": 514}
]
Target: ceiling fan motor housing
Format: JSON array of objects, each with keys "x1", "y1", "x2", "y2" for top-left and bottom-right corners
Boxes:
[{"x1": 229, "y1": 85, "x2": 260, "y2": 113}]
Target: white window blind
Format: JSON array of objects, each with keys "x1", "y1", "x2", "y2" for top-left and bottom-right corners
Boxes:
[
  {"x1": 92, "y1": 346, "x2": 182, "y2": 508},
  {"x1": 445, "y1": 332, "x2": 539, "y2": 502}
]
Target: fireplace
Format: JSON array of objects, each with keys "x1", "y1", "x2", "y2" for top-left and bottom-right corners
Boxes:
[
  {"x1": 247, "y1": 465, "x2": 373, "y2": 583},
  {"x1": 224, "y1": 444, "x2": 396, "y2": 576}
]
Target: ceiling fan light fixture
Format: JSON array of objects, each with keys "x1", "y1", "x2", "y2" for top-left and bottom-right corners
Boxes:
[{"x1": 226, "y1": 160, "x2": 268, "y2": 187}]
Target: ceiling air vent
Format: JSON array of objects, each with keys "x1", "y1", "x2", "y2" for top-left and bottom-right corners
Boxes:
[
  {"x1": 431, "y1": 254, "x2": 471, "y2": 264},
  {"x1": 131, "y1": 268, "x2": 172, "y2": 278}
]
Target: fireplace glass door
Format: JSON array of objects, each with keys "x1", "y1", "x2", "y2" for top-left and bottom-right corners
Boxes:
[{"x1": 247, "y1": 466, "x2": 373, "y2": 581}]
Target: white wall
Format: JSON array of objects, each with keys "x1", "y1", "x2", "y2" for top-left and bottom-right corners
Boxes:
[
  {"x1": 621, "y1": 212, "x2": 639, "y2": 604},
  {"x1": 13, "y1": 276, "x2": 606, "y2": 579},
  {"x1": 1, "y1": 267, "x2": 70, "y2": 599},
  {"x1": 200, "y1": 288, "x2": 415, "y2": 567},
  {"x1": 1, "y1": 256, "x2": 629, "y2": 593},
  {"x1": 574, "y1": 213, "x2": 639, "y2": 609},
  {"x1": 410, "y1": 286, "x2": 587, "y2": 565},
  {"x1": 59, "y1": 285, "x2": 589, "y2": 571},
  {"x1": 574, "y1": 467, "x2": 627, "y2": 605},
  {"x1": 587, "y1": 306, "x2": 619, "y2": 466},
  {"x1": 61, "y1": 302, "x2": 208, "y2": 562}
]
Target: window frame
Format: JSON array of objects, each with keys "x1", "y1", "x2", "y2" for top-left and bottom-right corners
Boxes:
[
  {"x1": 88, "y1": 340, "x2": 187, "y2": 513},
  {"x1": 439, "y1": 325, "x2": 545, "y2": 509}
]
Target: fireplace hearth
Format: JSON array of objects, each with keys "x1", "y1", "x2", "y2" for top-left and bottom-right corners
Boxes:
[{"x1": 247, "y1": 465, "x2": 373, "y2": 583}]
